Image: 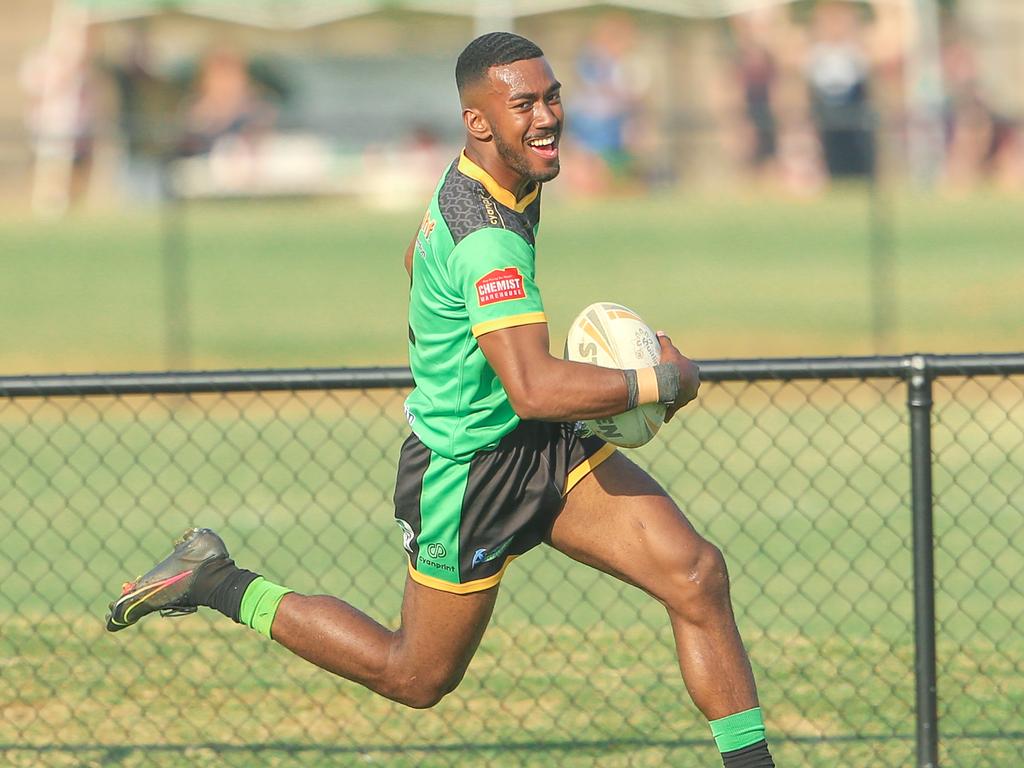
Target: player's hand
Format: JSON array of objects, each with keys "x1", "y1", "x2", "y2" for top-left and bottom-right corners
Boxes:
[{"x1": 656, "y1": 332, "x2": 700, "y2": 422}]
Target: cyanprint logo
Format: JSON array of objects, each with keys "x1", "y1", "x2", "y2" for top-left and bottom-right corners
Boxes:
[{"x1": 427, "y1": 542, "x2": 447, "y2": 559}]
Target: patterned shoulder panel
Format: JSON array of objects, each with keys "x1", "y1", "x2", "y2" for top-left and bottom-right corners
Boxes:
[{"x1": 438, "y1": 164, "x2": 540, "y2": 247}]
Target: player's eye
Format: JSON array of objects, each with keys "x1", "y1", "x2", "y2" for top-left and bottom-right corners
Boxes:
[{"x1": 547, "y1": 91, "x2": 561, "y2": 104}]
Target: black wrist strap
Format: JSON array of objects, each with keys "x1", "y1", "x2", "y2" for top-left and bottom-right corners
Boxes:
[
  {"x1": 622, "y1": 369, "x2": 639, "y2": 411},
  {"x1": 653, "y1": 363, "x2": 680, "y2": 406}
]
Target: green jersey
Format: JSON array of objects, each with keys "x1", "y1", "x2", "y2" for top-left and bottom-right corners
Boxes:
[{"x1": 404, "y1": 152, "x2": 547, "y2": 461}]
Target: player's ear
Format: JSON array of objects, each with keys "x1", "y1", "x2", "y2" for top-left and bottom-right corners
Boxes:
[{"x1": 463, "y1": 107, "x2": 492, "y2": 141}]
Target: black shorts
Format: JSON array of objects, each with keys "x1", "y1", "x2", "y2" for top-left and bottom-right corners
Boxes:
[{"x1": 393, "y1": 420, "x2": 614, "y2": 593}]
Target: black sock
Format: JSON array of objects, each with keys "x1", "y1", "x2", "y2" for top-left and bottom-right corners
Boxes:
[
  {"x1": 190, "y1": 557, "x2": 260, "y2": 623},
  {"x1": 722, "y1": 739, "x2": 775, "y2": 768}
]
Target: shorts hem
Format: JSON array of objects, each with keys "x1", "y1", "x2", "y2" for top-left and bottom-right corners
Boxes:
[
  {"x1": 406, "y1": 556, "x2": 517, "y2": 594},
  {"x1": 563, "y1": 441, "x2": 616, "y2": 496}
]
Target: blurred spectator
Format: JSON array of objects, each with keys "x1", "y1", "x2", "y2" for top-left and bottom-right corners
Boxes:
[
  {"x1": 728, "y1": 14, "x2": 780, "y2": 179},
  {"x1": 714, "y1": 8, "x2": 825, "y2": 195},
  {"x1": 942, "y1": 22, "x2": 1022, "y2": 191},
  {"x1": 805, "y1": 1, "x2": 876, "y2": 180},
  {"x1": 19, "y1": 22, "x2": 100, "y2": 211},
  {"x1": 567, "y1": 13, "x2": 649, "y2": 194},
  {"x1": 403, "y1": 124, "x2": 450, "y2": 183},
  {"x1": 107, "y1": 24, "x2": 184, "y2": 202},
  {"x1": 179, "y1": 47, "x2": 277, "y2": 158},
  {"x1": 361, "y1": 124, "x2": 452, "y2": 209}
]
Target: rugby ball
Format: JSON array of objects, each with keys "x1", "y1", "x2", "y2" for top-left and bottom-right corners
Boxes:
[{"x1": 565, "y1": 302, "x2": 667, "y2": 448}]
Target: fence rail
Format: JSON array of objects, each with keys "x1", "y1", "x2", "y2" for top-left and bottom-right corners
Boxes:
[
  {"x1": 2, "y1": 354, "x2": 1022, "y2": 768},
  {"x1": 4, "y1": 354, "x2": 1024, "y2": 398}
]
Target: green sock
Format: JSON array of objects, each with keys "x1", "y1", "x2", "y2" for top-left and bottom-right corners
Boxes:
[
  {"x1": 238, "y1": 577, "x2": 293, "y2": 639},
  {"x1": 709, "y1": 707, "x2": 767, "y2": 753}
]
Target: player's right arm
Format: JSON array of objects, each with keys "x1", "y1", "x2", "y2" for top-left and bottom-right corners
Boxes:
[
  {"x1": 478, "y1": 323, "x2": 699, "y2": 423},
  {"x1": 451, "y1": 226, "x2": 698, "y2": 423}
]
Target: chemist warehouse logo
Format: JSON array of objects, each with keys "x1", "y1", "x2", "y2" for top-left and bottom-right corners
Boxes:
[{"x1": 476, "y1": 267, "x2": 526, "y2": 307}]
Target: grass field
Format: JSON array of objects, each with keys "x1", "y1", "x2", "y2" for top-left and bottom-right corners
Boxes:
[
  {"x1": 2, "y1": 375, "x2": 1022, "y2": 766},
  {"x1": 2, "y1": 190, "x2": 1022, "y2": 765},
  {"x1": 2, "y1": 188, "x2": 1022, "y2": 375}
]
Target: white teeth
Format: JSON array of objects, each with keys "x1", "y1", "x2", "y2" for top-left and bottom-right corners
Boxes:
[{"x1": 528, "y1": 136, "x2": 555, "y2": 147}]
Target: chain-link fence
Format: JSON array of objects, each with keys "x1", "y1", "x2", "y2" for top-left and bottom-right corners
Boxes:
[{"x1": 1, "y1": 355, "x2": 1022, "y2": 768}]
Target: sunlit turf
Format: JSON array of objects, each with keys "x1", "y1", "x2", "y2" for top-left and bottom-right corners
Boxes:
[
  {"x1": 1, "y1": 377, "x2": 1022, "y2": 766},
  {"x1": 2, "y1": 189, "x2": 1022, "y2": 375},
  {"x1": 2, "y1": 188, "x2": 1021, "y2": 765}
]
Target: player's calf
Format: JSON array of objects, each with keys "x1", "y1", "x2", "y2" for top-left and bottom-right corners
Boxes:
[{"x1": 649, "y1": 542, "x2": 776, "y2": 766}]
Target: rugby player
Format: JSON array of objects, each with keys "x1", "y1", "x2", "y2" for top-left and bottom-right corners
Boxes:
[{"x1": 106, "y1": 32, "x2": 775, "y2": 767}]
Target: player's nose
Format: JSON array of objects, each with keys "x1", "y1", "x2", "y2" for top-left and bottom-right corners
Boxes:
[{"x1": 533, "y1": 101, "x2": 558, "y2": 130}]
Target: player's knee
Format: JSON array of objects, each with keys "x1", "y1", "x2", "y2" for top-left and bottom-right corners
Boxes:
[
  {"x1": 390, "y1": 668, "x2": 464, "y2": 710},
  {"x1": 661, "y1": 539, "x2": 731, "y2": 617}
]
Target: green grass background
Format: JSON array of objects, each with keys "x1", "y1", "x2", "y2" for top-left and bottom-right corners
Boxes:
[
  {"x1": 2, "y1": 380, "x2": 1022, "y2": 766},
  {"x1": 1, "y1": 190, "x2": 1022, "y2": 766},
  {"x1": 2, "y1": 189, "x2": 1022, "y2": 374}
]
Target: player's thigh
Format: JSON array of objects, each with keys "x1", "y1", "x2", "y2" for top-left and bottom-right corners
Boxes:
[
  {"x1": 393, "y1": 574, "x2": 499, "y2": 684},
  {"x1": 547, "y1": 450, "x2": 717, "y2": 602}
]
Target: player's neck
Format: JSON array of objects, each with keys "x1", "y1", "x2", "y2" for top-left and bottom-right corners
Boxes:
[{"x1": 462, "y1": 145, "x2": 534, "y2": 202}]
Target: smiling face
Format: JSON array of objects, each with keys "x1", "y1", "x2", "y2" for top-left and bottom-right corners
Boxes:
[{"x1": 462, "y1": 56, "x2": 563, "y2": 194}]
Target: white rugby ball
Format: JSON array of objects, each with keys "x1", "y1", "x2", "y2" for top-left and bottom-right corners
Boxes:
[{"x1": 565, "y1": 302, "x2": 667, "y2": 448}]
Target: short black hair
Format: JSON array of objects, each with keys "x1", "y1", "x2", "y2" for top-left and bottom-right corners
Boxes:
[{"x1": 456, "y1": 32, "x2": 544, "y2": 95}]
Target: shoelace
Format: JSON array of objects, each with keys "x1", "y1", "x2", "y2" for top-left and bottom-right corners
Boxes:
[{"x1": 159, "y1": 605, "x2": 198, "y2": 617}]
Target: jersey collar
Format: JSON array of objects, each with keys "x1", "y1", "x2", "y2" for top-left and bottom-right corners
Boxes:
[{"x1": 458, "y1": 151, "x2": 540, "y2": 213}]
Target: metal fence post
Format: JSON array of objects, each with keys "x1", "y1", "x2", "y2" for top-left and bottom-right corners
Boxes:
[
  {"x1": 160, "y1": 159, "x2": 190, "y2": 370},
  {"x1": 908, "y1": 354, "x2": 939, "y2": 767}
]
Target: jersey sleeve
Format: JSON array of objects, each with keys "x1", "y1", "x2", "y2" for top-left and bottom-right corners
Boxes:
[{"x1": 448, "y1": 227, "x2": 547, "y2": 338}]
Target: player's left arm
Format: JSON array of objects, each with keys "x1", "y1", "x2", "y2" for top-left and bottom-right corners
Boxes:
[{"x1": 403, "y1": 230, "x2": 418, "y2": 279}]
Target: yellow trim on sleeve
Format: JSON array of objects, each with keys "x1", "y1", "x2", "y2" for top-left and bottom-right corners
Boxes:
[
  {"x1": 472, "y1": 311, "x2": 547, "y2": 338},
  {"x1": 458, "y1": 152, "x2": 540, "y2": 213},
  {"x1": 407, "y1": 556, "x2": 517, "y2": 594},
  {"x1": 563, "y1": 442, "x2": 617, "y2": 496}
]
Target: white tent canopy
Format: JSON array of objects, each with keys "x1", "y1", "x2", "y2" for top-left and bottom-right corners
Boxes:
[{"x1": 74, "y1": 0, "x2": 894, "y2": 29}]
